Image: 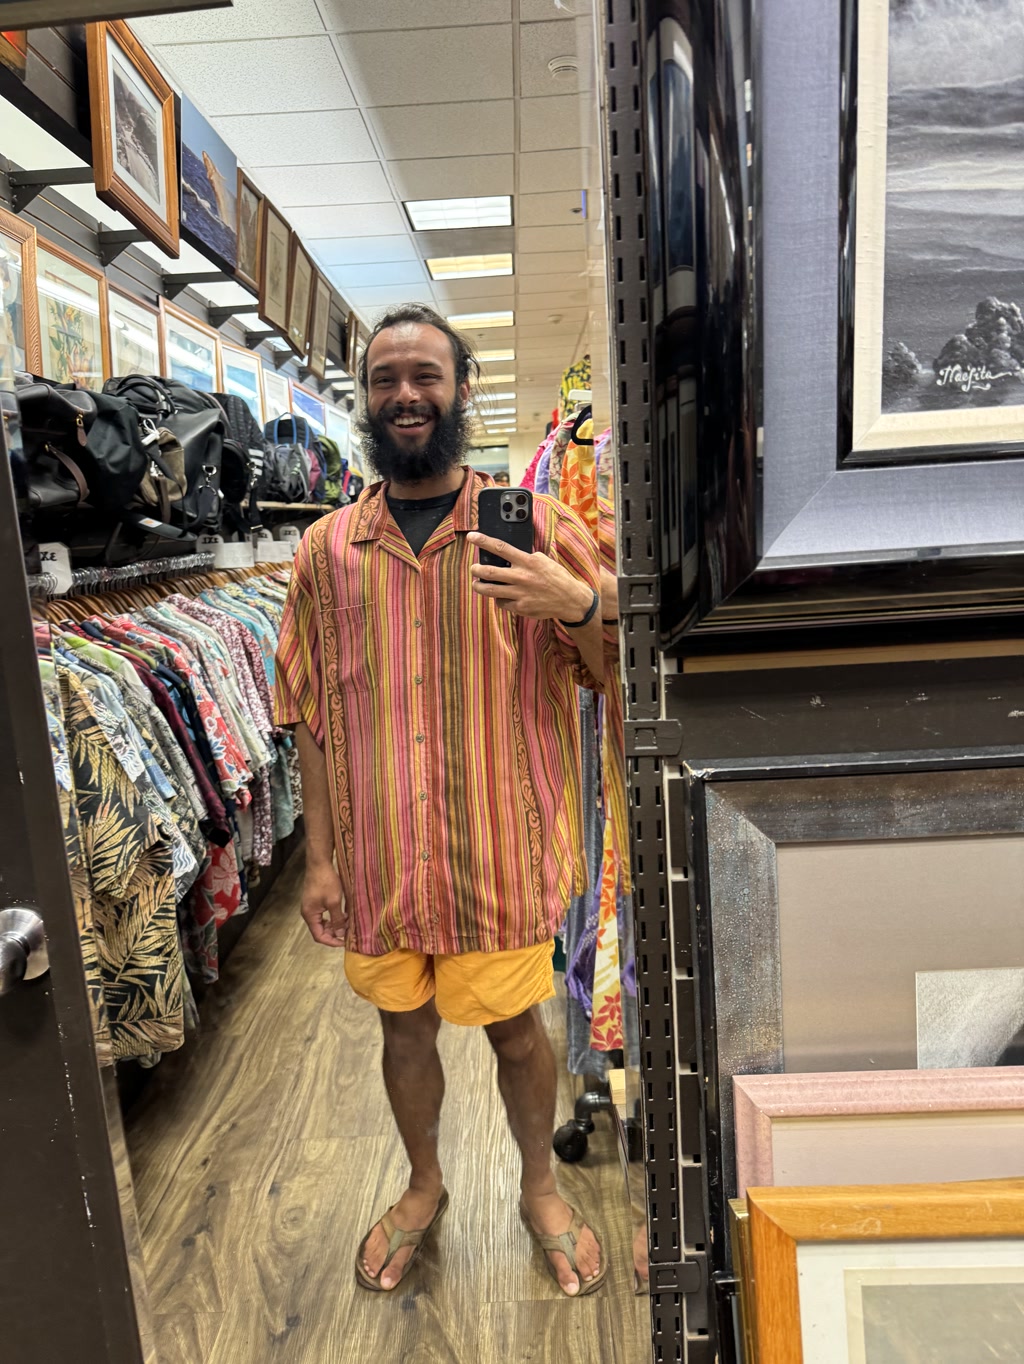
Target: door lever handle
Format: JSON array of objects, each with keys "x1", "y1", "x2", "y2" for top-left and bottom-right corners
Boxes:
[{"x1": 0, "y1": 908, "x2": 49, "y2": 996}]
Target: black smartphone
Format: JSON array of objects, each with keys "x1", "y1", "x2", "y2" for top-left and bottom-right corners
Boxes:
[{"x1": 477, "y1": 487, "x2": 534, "y2": 569}]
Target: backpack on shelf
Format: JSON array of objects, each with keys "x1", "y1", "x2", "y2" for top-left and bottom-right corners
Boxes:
[
  {"x1": 213, "y1": 392, "x2": 268, "y2": 532},
  {"x1": 316, "y1": 435, "x2": 346, "y2": 506},
  {"x1": 260, "y1": 416, "x2": 312, "y2": 506}
]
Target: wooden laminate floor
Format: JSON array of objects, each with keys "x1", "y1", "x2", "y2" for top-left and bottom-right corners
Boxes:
[{"x1": 125, "y1": 847, "x2": 650, "y2": 1364}]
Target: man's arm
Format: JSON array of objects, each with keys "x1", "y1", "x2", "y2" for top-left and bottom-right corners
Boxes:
[{"x1": 294, "y1": 721, "x2": 346, "y2": 947}]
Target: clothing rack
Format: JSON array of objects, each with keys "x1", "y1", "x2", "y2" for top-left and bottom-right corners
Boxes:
[{"x1": 27, "y1": 553, "x2": 216, "y2": 599}]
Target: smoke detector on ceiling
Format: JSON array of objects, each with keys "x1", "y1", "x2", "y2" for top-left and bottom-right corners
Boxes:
[{"x1": 547, "y1": 54, "x2": 579, "y2": 78}]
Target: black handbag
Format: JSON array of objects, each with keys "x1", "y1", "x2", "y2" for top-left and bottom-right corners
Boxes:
[{"x1": 15, "y1": 378, "x2": 96, "y2": 512}]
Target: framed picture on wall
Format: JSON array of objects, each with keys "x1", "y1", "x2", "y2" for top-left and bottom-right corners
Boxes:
[
  {"x1": 0, "y1": 29, "x2": 28, "y2": 75},
  {"x1": 108, "y1": 288, "x2": 160, "y2": 377},
  {"x1": 345, "y1": 310, "x2": 360, "y2": 377},
  {"x1": 220, "y1": 341, "x2": 265, "y2": 425},
  {"x1": 262, "y1": 367, "x2": 291, "y2": 423},
  {"x1": 179, "y1": 93, "x2": 237, "y2": 272},
  {"x1": 307, "y1": 274, "x2": 332, "y2": 382},
  {"x1": 159, "y1": 299, "x2": 219, "y2": 392},
  {"x1": 259, "y1": 202, "x2": 291, "y2": 336},
  {"x1": 86, "y1": 21, "x2": 179, "y2": 257},
  {"x1": 285, "y1": 239, "x2": 314, "y2": 359},
  {"x1": 0, "y1": 207, "x2": 41, "y2": 378},
  {"x1": 235, "y1": 170, "x2": 264, "y2": 295},
  {"x1": 290, "y1": 381, "x2": 325, "y2": 436},
  {"x1": 36, "y1": 241, "x2": 109, "y2": 390}
]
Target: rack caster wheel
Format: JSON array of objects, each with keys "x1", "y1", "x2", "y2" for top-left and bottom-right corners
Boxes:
[{"x1": 553, "y1": 1122, "x2": 590, "y2": 1162}]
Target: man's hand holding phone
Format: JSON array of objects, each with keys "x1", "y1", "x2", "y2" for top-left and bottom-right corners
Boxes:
[{"x1": 468, "y1": 532, "x2": 596, "y2": 622}]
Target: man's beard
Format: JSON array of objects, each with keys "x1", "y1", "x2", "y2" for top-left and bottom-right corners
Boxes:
[{"x1": 358, "y1": 397, "x2": 470, "y2": 485}]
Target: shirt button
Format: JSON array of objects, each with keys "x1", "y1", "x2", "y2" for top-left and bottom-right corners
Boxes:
[
  {"x1": 432, "y1": 913, "x2": 440, "y2": 924},
  {"x1": 416, "y1": 733, "x2": 425, "y2": 743},
  {"x1": 414, "y1": 675, "x2": 423, "y2": 685},
  {"x1": 419, "y1": 791, "x2": 428, "y2": 801},
  {"x1": 421, "y1": 851, "x2": 429, "y2": 862},
  {"x1": 414, "y1": 619, "x2": 423, "y2": 628}
]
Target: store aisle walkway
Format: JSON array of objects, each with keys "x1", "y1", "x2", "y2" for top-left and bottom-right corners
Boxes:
[{"x1": 126, "y1": 848, "x2": 648, "y2": 1363}]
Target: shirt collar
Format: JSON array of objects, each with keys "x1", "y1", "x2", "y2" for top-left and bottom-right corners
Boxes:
[{"x1": 352, "y1": 466, "x2": 492, "y2": 543}]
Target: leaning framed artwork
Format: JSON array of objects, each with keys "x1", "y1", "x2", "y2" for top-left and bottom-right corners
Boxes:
[
  {"x1": 179, "y1": 93, "x2": 237, "y2": 273},
  {"x1": 108, "y1": 288, "x2": 160, "y2": 377},
  {"x1": 235, "y1": 169, "x2": 264, "y2": 295},
  {"x1": 219, "y1": 341, "x2": 264, "y2": 425},
  {"x1": 747, "y1": 1180, "x2": 1024, "y2": 1364},
  {"x1": 36, "y1": 240, "x2": 109, "y2": 389},
  {"x1": 261, "y1": 367, "x2": 291, "y2": 423},
  {"x1": 0, "y1": 29, "x2": 28, "y2": 75},
  {"x1": 0, "y1": 207, "x2": 41, "y2": 378},
  {"x1": 259, "y1": 201, "x2": 291, "y2": 336},
  {"x1": 285, "y1": 238, "x2": 314, "y2": 359},
  {"x1": 159, "y1": 300, "x2": 219, "y2": 393},
  {"x1": 307, "y1": 274, "x2": 332, "y2": 382},
  {"x1": 86, "y1": 21, "x2": 179, "y2": 257},
  {"x1": 842, "y1": 0, "x2": 1024, "y2": 468}
]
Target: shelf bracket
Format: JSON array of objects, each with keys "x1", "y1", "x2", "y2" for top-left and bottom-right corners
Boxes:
[
  {"x1": 97, "y1": 228, "x2": 147, "y2": 267},
  {"x1": 207, "y1": 304, "x2": 256, "y2": 328},
  {"x1": 162, "y1": 270, "x2": 233, "y2": 300},
  {"x1": 245, "y1": 331, "x2": 276, "y2": 352},
  {"x1": 9, "y1": 167, "x2": 92, "y2": 215}
]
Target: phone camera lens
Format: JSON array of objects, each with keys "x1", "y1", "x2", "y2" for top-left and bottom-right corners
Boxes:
[
  {"x1": 516, "y1": 508, "x2": 527, "y2": 520},
  {"x1": 515, "y1": 494, "x2": 527, "y2": 506}
]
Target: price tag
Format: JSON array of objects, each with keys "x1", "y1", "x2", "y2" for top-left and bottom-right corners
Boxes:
[
  {"x1": 253, "y1": 528, "x2": 274, "y2": 543},
  {"x1": 276, "y1": 524, "x2": 301, "y2": 546},
  {"x1": 255, "y1": 540, "x2": 294, "y2": 564},
  {"x1": 198, "y1": 533, "x2": 224, "y2": 548},
  {"x1": 37, "y1": 542, "x2": 73, "y2": 594},
  {"x1": 213, "y1": 542, "x2": 255, "y2": 569}
]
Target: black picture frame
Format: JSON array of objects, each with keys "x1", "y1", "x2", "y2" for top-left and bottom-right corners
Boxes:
[{"x1": 641, "y1": 0, "x2": 1024, "y2": 647}]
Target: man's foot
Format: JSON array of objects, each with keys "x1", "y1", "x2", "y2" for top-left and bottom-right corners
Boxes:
[
  {"x1": 520, "y1": 1185, "x2": 603, "y2": 1296},
  {"x1": 359, "y1": 1183, "x2": 446, "y2": 1291}
]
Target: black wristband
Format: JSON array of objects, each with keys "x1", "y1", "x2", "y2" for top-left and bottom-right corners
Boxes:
[{"x1": 559, "y1": 588, "x2": 600, "y2": 629}]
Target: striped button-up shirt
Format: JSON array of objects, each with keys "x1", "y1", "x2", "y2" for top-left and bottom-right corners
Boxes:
[{"x1": 274, "y1": 468, "x2": 607, "y2": 956}]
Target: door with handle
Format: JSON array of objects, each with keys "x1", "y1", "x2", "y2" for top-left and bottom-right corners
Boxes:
[{"x1": 0, "y1": 400, "x2": 146, "y2": 1363}]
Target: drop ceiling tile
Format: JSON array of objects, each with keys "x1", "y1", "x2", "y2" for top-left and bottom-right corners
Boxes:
[
  {"x1": 328, "y1": 261, "x2": 428, "y2": 288},
  {"x1": 389, "y1": 155, "x2": 514, "y2": 202},
  {"x1": 310, "y1": 235, "x2": 420, "y2": 265},
  {"x1": 137, "y1": 0, "x2": 325, "y2": 42},
  {"x1": 371, "y1": 101, "x2": 514, "y2": 160},
  {"x1": 256, "y1": 162, "x2": 391, "y2": 207},
  {"x1": 289, "y1": 202, "x2": 409, "y2": 238},
  {"x1": 215, "y1": 109, "x2": 375, "y2": 167},
  {"x1": 517, "y1": 305, "x2": 587, "y2": 324},
  {"x1": 520, "y1": 21, "x2": 581, "y2": 99},
  {"x1": 346, "y1": 285, "x2": 438, "y2": 310},
  {"x1": 520, "y1": 0, "x2": 578, "y2": 18},
  {"x1": 319, "y1": 0, "x2": 510, "y2": 28},
  {"x1": 515, "y1": 292, "x2": 588, "y2": 314},
  {"x1": 519, "y1": 94, "x2": 584, "y2": 152},
  {"x1": 433, "y1": 294, "x2": 518, "y2": 318},
  {"x1": 431, "y1": 276, "x2": 516, "y2": 302},
  {"x1": 413, "y1": 227, "x2": 515, "y2": 257},
  {"x1": 519, "y1": 150, "x2": 584, "y2": 195},
  {"x1": 155, "y1": 38, "x2": 353, "y2": 116},
  {"x1": 516, "y1": 271, "x2": 585, "y2": 295},
  {"x1": 340, "y1": 26, "x2": 513, "y2": 107},
  {"x1": 517, "y1": 189, "x2": 586, "y2": 228},
  {"x1": 518, "y1": 224, "x2": 587, "y2": 253},
  {"x1": 458, "y1": 325, "x2": 517, "y2": 348},
  {"x1": 514, "y1": 250, "x2": 588, "y2": 275}
]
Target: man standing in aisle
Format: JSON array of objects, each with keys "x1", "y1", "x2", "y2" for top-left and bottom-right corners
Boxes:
[{"x1": 275, "y1": 305, "x2": 613, "y2": 1298}]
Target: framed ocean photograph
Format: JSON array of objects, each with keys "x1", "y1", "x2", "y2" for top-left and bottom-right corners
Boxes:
[
  {"x1": 86, "y1": 21, "x2": 179, "y2": 257},
  {"x1": 179, "y1": 94, "x2": 237, "y2": 273},
  {"x1": 159, "y1": 300, "x2": 219, "y2": 392},
  {"x1": 36, "y1": 241, "x2": 109, "y2": 390},
  {"x1": 285, "y1": 238, "x2": 314, "y2": 359},
  {"x1": 109, "y1": 288, "x2": 160, "y2": 377},
  {"x1": 219, "y1": 341, "x2": 265, "y2": 425},
  {"x1": 235, "y1": 169, "x2": 264, "y2": 295},
  {"x1": 0, "y1": 207, "x2": 41, "y2": 379},
  {"x1": 290, "y1": 381, "x2": 325, "y2": 437},
  {"x1": 842, "y1": 0, "x2": 1024, "y2": 466},
  {"x1": 259, "y1": 201, "x2": 291, "y2": 336},
  {"x1": 307, "y1": 274, "x2": 332, "y2": 382}
]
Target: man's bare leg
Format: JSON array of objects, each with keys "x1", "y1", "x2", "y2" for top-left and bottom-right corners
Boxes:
[
  {"x1": 485, "y1": 1007, "x2": 602, "y2": 1295},
  {"x1": 361, "y1": 999, "x2": 446, "y2": 1289}
]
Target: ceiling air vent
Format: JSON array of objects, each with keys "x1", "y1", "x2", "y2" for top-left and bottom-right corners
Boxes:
[{"x1": 547, "y1": 54, "x2": 579, "y2": 78}]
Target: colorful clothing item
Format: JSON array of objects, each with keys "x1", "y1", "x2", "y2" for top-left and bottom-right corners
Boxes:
[
  {"x1": 275, "y1": 468, "x2": 612, "y2": 957},
  {"x1": 559, "y1": 356, "x2": 592, "y2": 423}
]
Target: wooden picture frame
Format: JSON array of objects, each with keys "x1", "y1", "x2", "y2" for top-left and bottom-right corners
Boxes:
[
  {"x1": 747, "y1": 1179, "x2": 1024, "y2": 1364},
  {"x1": 86, "y1": 20, "x2": 179, "y2": 257},
  {"x1": 258, "y1": 200, "x2": 291, "y2": 336},
  {"x1": 159, "y1": 299, "x2": 220, "y2": 393},
  {"x1": 345, "y1": 309, "x2": 360, "y2": 377},
  {"x1": 0, "y1": 30, "x2": 28, "y2": 75},
  {"x1": 36, "y1": 238, "x2": 110, "y2": 390},
  {"x1": 0, "y1": 206, "x2": 41, "y2": 376},
  {"x1": 1, "y1": 2, "x2": 228, "y2": 23},
  {"x1": 285, "y1": 237, "x2": 314, "y2": 359},
  {"x1": 219, "y1": 340, "x2": 265, "y2": 426},
  {"x1": 108, "y1": 287, "x2": 160, "y2": 378},
  {"x1": 235, "y1": 169, "x2": 264, "y2": 296},
  {"x1": 262, "y1": 367, "x2": 292, "y2": 424},
  {"x1": 307, "y1": 274, "x2": 332, "y2": 382}
]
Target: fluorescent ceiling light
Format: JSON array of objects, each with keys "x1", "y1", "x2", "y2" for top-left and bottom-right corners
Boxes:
[
  {"x1": 477, "y1": 349, "x2": 516, "y2": 362},
  {"x1": 448, "y1": 311, "x2": 514, "y2": 330},
  {"x1": 427, "y1": 253, "x2": 513, "y2": 281},
  {"x1": 480, "y1": 406, "x2": 517, "y2": 415},
  {"x1": 478, "y1": 372, "x2": 515, "y2": 383},
  {"x1": 480, "y1": 390, "x2": 516, "y2": 400},
  {"x1": 405, "y1": 196, "x2": 513, "y2": 231}
]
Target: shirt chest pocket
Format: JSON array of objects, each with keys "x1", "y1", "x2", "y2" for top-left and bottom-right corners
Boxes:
[{"x1": 323, "y1": 603, "x2": 377, "y2": 695}]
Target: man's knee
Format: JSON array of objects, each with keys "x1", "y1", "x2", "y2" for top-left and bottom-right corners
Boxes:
[
  {"x1": 486, "y1": 1007, "x2": 545, "y2": 1064},
  {"x1": 380, "y1": 999, "x2": 441, "y2": 1059}
]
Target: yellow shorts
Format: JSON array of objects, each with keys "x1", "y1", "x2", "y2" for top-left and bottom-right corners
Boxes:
[{"x1": 344, "y1": 940, "x2": 556, "y2": 1027}]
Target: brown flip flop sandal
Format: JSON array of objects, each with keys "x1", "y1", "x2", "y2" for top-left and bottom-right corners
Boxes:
[
  {"x1": 355, "y1": 1188, "x2": 450, "y2": 1292},
  {"x1": 519, "y1": 1199, "x2": 608, "y2": 1297}
]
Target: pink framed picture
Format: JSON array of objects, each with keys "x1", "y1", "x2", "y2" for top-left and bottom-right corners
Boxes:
[{"x1": 734, "y1": 1068, "x2": 1024, "y2": 1198}]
